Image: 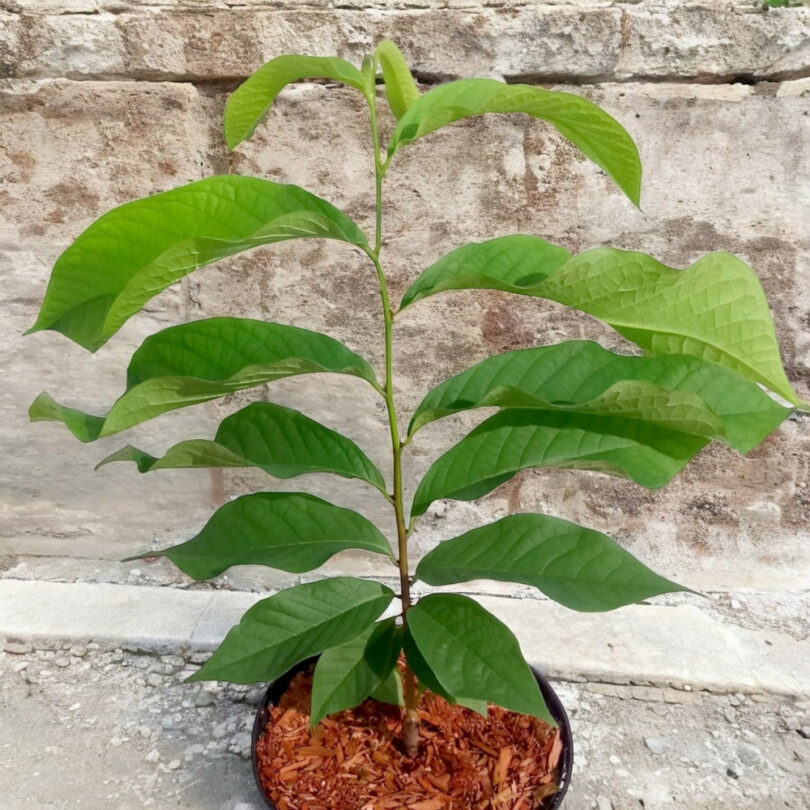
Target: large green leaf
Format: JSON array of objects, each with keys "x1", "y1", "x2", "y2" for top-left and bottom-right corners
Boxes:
[
  {"x1": 224, "y1": 55, "x2": 369, "y2": 150},
  {"x1": 399, "y1": 235, "x2": 571, "y2": 310},
  {"x1": 388, "y1": 79, "x2": 642, "y2": 205},
  {"x1": 375, "y1": 40, "x2": 419, "y2": 119},
  {"x1": 416, "y1": 513, "x2": 688, "y2": 612},
  {"x1": 539, "y1": 249, "x2": 801, "y2": 405},
  {"x1": 411, "y1": 407, "x2": 713, "y2": 517},
  {"x1": 97, "y1": 401, "x2": 387, "y2": 493},
  {"x1": 131, "y1": 492, "x2": 393, "y2": 579},
  {"x1": 401, "y1": 628, "x2": 487, "y2": 716},
  {"x1": 310, "y1": 619, "x2": 401, "y2": 726},
  {"x1": 26, "y1": 176, "x2": 368, "y2": 352},
  {"x1": 402, "y1": 239, "x2": 800, "y2": 406},
  {"x1": 407, "y1": 594, "x2": 552, "y2": 723},
  {"x1": 190, "y1": 578, "x2": 394, "y2": 683},
  {"x1": 409, "y1": 340, "x2": 791, "y2": 452},
  {"x1": 30, "y1": 318, "x2": 380, "y2": 441}
]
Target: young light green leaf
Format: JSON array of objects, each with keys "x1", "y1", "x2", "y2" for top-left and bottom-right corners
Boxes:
[
  {"x1": 190, "y1": 578, "x2": 394, "y2": 683},
  {"x1": 538, "y1": 249, "x2": 801, "y2": 406},
  {"x1": 389, "y1": 78, "x2": 641, "y2": 205},
  {"x1": 409, "y1": 340, "x2": 791, "y2": 452},
  {"x1": 399, "y1": 235, "x2": 571, "y2": 310},
  {"x1": 310, "y1": 619, "x2": 401, "y2": 726},
  {"x1": 416, "y1": 513, "x2": 689, "y2": 611},
  {"x1": 374, "y1": 40, "x2": 419, "y2": 119},
  {"x1": 30, "y1": 318, "x2": 380, "y2": 441},
  {"x1": 407, "y1": 594, "x2": 552, "y2": 723},
  {"x1": 369, "y1": 668, "x2": 404, "y2": 707},
  {"x1": 26, "y1": 176, "x2": 368, "y2": 352},
  {"x1": 131, "y1": 492, "x2": 393, "y2": 578},
  {"x1": 97, "y1": 401, "x2": 387, "y2": 493},
  {"x1": 403, "y1": 240, "x2": 800, "y2": 406},
  {"x1": 410, "y1": 408, "x2": 711, "y2": 517},
  {"x1": 224, "y1": 55, "x2": 369, "y2": 150},
  {"x1": 401, "y1": 630, "x2": 487, "y2": 716}
]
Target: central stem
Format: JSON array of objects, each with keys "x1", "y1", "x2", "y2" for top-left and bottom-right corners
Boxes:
[{"x1": 365, "y1": 78, "x2": 421, "y2": 756}]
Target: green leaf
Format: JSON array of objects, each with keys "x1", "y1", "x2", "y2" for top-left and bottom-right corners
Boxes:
[
  {"x1": 416, "y1": 513, "x2": 688, "y2": 612},
  {"x1": 133, "y1": 492, "x2": 393, "y2": 579},
  {"x1": 224, "y1": 55, "x2": 368, "y2": 150},
  {"x1": 409, "y1": 340, "x2": 791, "y2": 453},
  {"x1": 411, "y1": 407, "x2": 712, "y2": 517},
  {"x1": 537, "y1": 249, "x2": 801, "y2": 406},
  {"x1": 310, "y1": 619, "x2": 401, "y2": 726},
  {"x1": 98, "y1": 401, "x2": 387, "y2": 493},
  {"x1": 26, "y1": 176, "x2": 368, "y2": 352},
  {"x1": 399, "y1": 235, "x2": 571, "y2": 310},
  {"x1": 402, "y1": 239, "x2": 800, "y2": 406},
  {"x1": 30, "y1": 318, "x2": 379, "y2": 441},
  {"x1": 407, "y1": 594, "x2": 552, "y2": 723},
  {"x1": 375, "y1": 40, "x2": 419, "y2": 119},
  {"x1": 389, "y1": 78, "x2": 642, "y2": 205},
  {"x1": 190, "y1": 578, "x2": 394, "y2": 683},
  {"x1": 369, "y1": 668, "x2": 404, "y2": 707},
  {"x1": 401, "y1": 628, "x2": 487, "y2": 715}
]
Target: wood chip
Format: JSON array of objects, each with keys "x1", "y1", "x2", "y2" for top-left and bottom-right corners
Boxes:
[{"x1": 255, "y1": 667, "x2": 562, "y2": 810}]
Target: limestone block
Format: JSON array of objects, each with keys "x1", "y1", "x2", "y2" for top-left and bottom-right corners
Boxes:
[
  {"x1": 619, "y1": 5, "x2": 810, "y2": 81},
  {"x1": 5, "y1": 4, "x2": 809, "y2": 82}
]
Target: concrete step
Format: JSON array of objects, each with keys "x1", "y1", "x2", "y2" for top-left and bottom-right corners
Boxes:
[{"x1": 1, "y1": 579, "x2": 807, "y2": 698}]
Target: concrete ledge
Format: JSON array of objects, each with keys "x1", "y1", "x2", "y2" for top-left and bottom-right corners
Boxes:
[{"x1": 1, "y1": 579, "x2": 808, "y2": 698}]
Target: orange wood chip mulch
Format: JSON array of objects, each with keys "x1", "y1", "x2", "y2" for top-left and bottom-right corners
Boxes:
[{"x1": 255, "y1": 669, "x2": 564, "y2": 810}]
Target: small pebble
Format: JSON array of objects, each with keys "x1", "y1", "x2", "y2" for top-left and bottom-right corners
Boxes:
[
  {"x1": 184, "y1": 743, "x2": 204, "y2": 761},
  {"x1": 596, "y1": 797, "x2": 613, "y2": 810},
  {"x1": 228, "y1": 732, "x2": 251, "y2": 760},
  {"x1": 644, "y1": 736, "x2": 670, "y2": 755},
  {"x1": 68, "y1": 703, "x2": 81, "y2": 712},
  {"x1": 167, "y1": 759, "x2": 181, "y2": 771},
  {"x1": 194, "y1": 690, "x2": 215, "y2": 708},
  {"x1": 145, "y1": 748, "x2": 160, "y2": 763},
  {"x1": 738, "y1": 742, "x2": 762, "y2": 767}
]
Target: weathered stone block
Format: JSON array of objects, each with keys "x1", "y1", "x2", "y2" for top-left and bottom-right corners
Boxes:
[{"x1": 5, "y1": 4, "x2": 809, "y2": 82}]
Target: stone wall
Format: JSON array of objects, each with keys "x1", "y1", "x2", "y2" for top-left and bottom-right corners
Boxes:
[{"x1": 2, "y1": 0, "x2": 809, "y2": 591}]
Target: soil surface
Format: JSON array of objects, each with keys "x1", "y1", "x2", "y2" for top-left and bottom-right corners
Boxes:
[{"x1": 1, "y1": 645, "x2": 807, "y2": 809}]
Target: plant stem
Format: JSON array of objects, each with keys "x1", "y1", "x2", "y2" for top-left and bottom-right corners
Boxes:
[{"x1": 365, "y1": 78, "x2": 421, "y2": 757}]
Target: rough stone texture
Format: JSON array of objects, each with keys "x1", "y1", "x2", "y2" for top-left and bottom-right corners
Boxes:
[
  {"x1": 1, "y1": 4, "x2": 809, "y2": 584},
  {"x1": 1, "y1": 646, "x2": 808, "y2": 809},
  {"x1": 2, "y1": 3, "x2": 810, "y2": 83}
]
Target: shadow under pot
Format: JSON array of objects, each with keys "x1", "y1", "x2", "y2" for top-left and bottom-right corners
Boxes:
[{"x1": 251, "y1": 657, "x2": 573, "y2": 809}]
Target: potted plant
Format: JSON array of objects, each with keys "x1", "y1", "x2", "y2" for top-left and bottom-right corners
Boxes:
[{"x1": 26, "y1": 40, "x2": 803, "y2": 809}]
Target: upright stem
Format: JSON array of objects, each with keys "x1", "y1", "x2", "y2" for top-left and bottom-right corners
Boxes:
[{"x1": 365, "y1": 79, "x2": 421, "y2": 756}]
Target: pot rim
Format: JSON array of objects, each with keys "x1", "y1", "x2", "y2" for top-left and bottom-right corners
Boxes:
[{"x1": 251, "y1": 657, "x2": 573, "y2": 809}]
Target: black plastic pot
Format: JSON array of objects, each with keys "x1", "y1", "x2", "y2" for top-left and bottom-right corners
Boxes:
[{"x1": 252, "y1": 657, "x2": 573, "y2": 809}]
